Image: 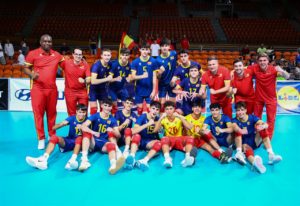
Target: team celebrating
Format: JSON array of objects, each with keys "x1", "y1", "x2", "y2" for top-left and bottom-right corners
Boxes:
[{"x1": 25, "y1": 34, "x2": 289, "y2": 175}]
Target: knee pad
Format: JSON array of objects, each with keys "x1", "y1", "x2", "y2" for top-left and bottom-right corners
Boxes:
[
  {"x1": 259, "y1": 129, "x2": 269, "y2": 139},
  {"x1": 190, "y1": 146, "x2": 198, "y2": 158},
  {"x1": 107, "y1": 131, "x2": 115, "y2": 139},
  {"x1": 49, "y1": 135, "x2": 59, "y2": 144},
  {"x1": 131, "y1": 134, "x2": 141, "y2": 145},
  {"x1": 185, "y1": 137, "x2": 194, "y2": 146},
  {"x1": 203, "y1": 132, "x2": 213, "y2": 142},
  {"x1": 152, "y1": 141, "x2": 161, "y2": 152},
  {"x1": 106, "y1": 142, "x2": 116, "y2": 153},
  {"x1": 83, "y1": 132, "x2": 92, "y2": 139},
  {"x1": 161, "y1": 137, "x2": 170, "y2": 146},
  {"x1": 124, "y1": 128, "x2": 132, "y2": 137},
  {"x1": 90, "y1": 107, "x2": 97, "y2": 115},
  {"x1": 212, "y1": 150, "x2": 221, "y2": 159},
  {"x1": 235, "y1": 132, "x2": 242, "y2": 138},
  {"x1": 75, "y1": 136, "x2": 83, "y2": 145},
  {"x1": 137, "y1": 107, "x2": 143, "y2": 115},
  {"x1": 245, "y1": 147, "x2": 254, "y2": 158}
]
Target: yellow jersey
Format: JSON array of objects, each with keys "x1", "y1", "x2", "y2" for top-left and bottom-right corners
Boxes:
[
  {"x1": 161, "y1": 117, "x2": 183, "y2": 137},
  {"x1": 185, "y1": 114, "x2": 205, "y2": 138}
]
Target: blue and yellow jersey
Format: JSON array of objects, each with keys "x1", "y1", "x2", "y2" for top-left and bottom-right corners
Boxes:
[
  {"x1": 135, "y1": 114, "x2": 159, "y2": 140},
  {"x1": 115, "y1": 110, "x2": 138, "y2": 135},
  {"x1": 90, "y1": 60, "x2": 112, "y2": 90},
  {"x1": 156, "y1": 50, "x2": 177, "y2": 86},
  {"x1": 174, "y1": 60, "x2": 200, "y2": 81},
  {"x1": 65, "y1": 115, "x2": 87, "y2": 139},
  {"x1": 232, "y1": 114, "x2": 261, "y2": 139},
  {"x1": 88, "y1": 113, "x2": 118, "y2": 139},
  {"x1": 204, "y1": 114, "x2": 232, "y2": 139},
  {"x1": 109, "y1": 60, "x2": 131, "y2": 91}
]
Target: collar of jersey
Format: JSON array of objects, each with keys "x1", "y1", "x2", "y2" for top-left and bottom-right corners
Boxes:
[{"x1": 140, "y1": 56, "x2": 150, "y2": 62}]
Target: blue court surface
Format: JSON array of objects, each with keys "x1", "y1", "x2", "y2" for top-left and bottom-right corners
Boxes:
[{"x1": 0, "y1": 111, "x2": 299, "y2": 206}]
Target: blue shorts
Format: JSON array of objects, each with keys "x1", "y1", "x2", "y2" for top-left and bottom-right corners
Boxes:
[
  {"x1": 60, "y1": 137, "x2": 76, "y2": 153},
  {"x1": 135, "y1": 94, "x2": 151, "y2": 104},
  {"x1": 158, "y1": 85, "x2": 176, "y2": 98},
  {"x1": 139, "y1": 138, "x2": 154, "y2": 151},
  {"x1": 93, "y1": 138, "x2": 109, "y2": 152},
  {"x1": 242, "y1": 134, "x2": 261, "y2": 150},
  {"x1": 216, "y1": 137, "x2": 230, "y2": 148},
  {"x1": 89, "y1": 88, "x2": 108, "y2": 102},
  {"x1": 108, "y1": 88, "x2": 129, "y2": 102}
]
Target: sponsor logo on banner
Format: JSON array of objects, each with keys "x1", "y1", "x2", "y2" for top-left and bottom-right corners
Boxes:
[
  {"x1": 277, "y1": 85, "x2": 300, "y2": 110},
  {"x1": 9, "y1": 79, "x2": 67, "y2": 112}
]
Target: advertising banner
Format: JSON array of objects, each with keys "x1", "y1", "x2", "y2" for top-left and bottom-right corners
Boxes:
[{"x1": 0, "y1": 79, "x2": 8, "y2": 110}]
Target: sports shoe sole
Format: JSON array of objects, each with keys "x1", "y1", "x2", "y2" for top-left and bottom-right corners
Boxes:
[{"x1": 109, "y1": 157, "x2": 125, "y2": 175}]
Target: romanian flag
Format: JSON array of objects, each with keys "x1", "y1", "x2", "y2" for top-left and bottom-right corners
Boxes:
[{"x1": 120, "y1": 32, "x2": 135, "y2": 50}]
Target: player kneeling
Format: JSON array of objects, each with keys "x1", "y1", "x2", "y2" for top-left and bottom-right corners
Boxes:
[
  {"x1": 26, "y1": 104, "x2": 88, "y2": 170},
  {"x1": 232, "y1": 101, "x2": 282, "y2": 174},
  {"x1": 123, "y1": 101, "x2": 162, "y2": 171}
]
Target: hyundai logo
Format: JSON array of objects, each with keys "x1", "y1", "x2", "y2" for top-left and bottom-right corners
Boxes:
[{"x1": 15, "y1": 89, "x2": 31, "y2": 101}]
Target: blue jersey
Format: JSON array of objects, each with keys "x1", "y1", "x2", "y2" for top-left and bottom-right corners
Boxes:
[
  {"x1": 174, "y1": 61, "x2": 200, "y2": 81},
  {"x1": 179, "y1": 77, "x2": 202, "y2": 115},
  {"x1": 135, "y1": 114, "x2": 159, "y2": 140},
  {"x1": 204, "y1": 114, "x2": 231, "y2": 140},
  {"x1": 65, "y1": 115, "x2": 87, "y2": 139},
  {"x1": 88, "y1": 113, "x2": 118, "y2": 139},
  {"x1": 232, "y1": 115, "x2": 260, "y2": 140},
  {"x1": 115, "y1": 110, "x2": 138, "y2": 135},
  {"x1": 90, "y1": 60, "x2": 112, "y2": 91},
  {"x1": 131, "y1": 56, "x2": 159, "y2": 96},
  {"x1": 109, "y1": 60, "x2": 131, "y2": 91},
  {"x1": 156, "y1": 50, "x2": 177, "y2": 86}
]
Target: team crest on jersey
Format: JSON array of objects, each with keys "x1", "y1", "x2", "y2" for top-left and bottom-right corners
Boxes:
[
  {"x1": 245, "y1": 73, "x2": 249, "y2": 78},
  {"x1": 126, "y1": 67, "x2": 129, "y2": 70},
  {"x1": 147, "y1": 62, "x2": 152, "y2": 65},
  {"x1": 220, "y1": 122, "x2": 223, "y2": 125},
  {"x1": 219, "y1": 74, "x2": 223, "y2": 77},
  {"x1": 139, "y1": 63, "x2": 141, "y2": 66},
  {"x1": 247, "y1": 122, "x2": 250, "y2": 125},
  {"x1": 196, "y1": 84, "x2": 200, "y2": 87},
  {"x1": 170, "y1": 56, "x2": 174, "y2": 60},
  {"x1": 107, "y1": 120, "x2": 111, "y2": 124}
]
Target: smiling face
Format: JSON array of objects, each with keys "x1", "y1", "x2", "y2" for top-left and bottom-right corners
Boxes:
[
  {"x1": 149, "y1": 105, "x2": 160, "y2": 118},
  {"x1": 180, "y1": 53, "x2": 189, "y2": 64},
  {"x1": 72, "y1": 49, "x2": 83, "y2": 64},
  {"x1": 207, "y1": 59, "x2": 219, "y2": 74},
  {"x1": 236, "y1": 107, "x2": 247, "y2": 120},
  {"x1": 40, "y1": 35, "x2": 52, "y2": 52},
  {"x1": 101, "y1": 51, "x2": 112, "y2": 64},
  {"x1": 165, "y1": 106, "x2": 175, "y2": 117},
  {"x1": 258, "y1": 56, "x2": 269, "y2": 71},
  {"x1": 234, "y1": 61, "x2": 244, "y2": 76},
  {"x1": 76, "y1": 109, "x2": 87, "y2": 121}
]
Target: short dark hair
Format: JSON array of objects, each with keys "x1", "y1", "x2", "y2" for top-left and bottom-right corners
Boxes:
[
  {"x1": 160, "y1": 38, "x2": 171, "y2": 46},
  {"x1": 207, "y1": 55, "x2": 218, "y2": 62},
  {"x1": 179, "y1": 49, "x2": 189, "y2": 55},
  {"x1": 102, "y1": 98, "x2": 113, "y2": 106},
  {"x1": 233, "y1": 58, "x2": 243, "y2": 65},
  {"x1": 209, "y1": 103, "x2": 221, "y2": 110},
  {"x1": 101, "y1": 48, "x2": 111, "y2": 54},
  {"x1": 125, "y1": 97, "x2": 134, "y2": 103},
  {"x1": 235, "y1": 101, "x2": 247, "y2": 110},
  {"x1": 164, "y1": 101, "x2": 176, "y2": 108},
  {"x1": 120, "y1": 48, "x2": 130, "y2": 55},
  {"x1": 189, "y1": 65, "x2": 200, "y2": 71},
  {"x1": 140, "y1": 42, "x2": 150, "y2": 49},
  {"x1": 150, "y1": 101, "x2": 161, "y2": 109},
  {"x1": 191, "y1": 100, "x2": 202, "y2": 108},
  {"x1": 76, "y1": 104, "x2": 87, "y2": 111}
]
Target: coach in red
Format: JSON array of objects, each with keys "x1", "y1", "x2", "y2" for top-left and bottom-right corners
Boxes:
[
  {"x1": 23, "y1": 34, "x2": 64, "y2": 150},
  {"x1": 60, "y1": 48, "x2": 90, "y2": 116},
  {"x1": 248, "y1": 53, "x2": 290, "y2": 139},
  {"x1": 200, "y1": 56, "x2": 232, "y2": 118}
]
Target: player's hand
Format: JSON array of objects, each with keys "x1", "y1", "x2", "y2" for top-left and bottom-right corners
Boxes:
[
  {"x1": 239, "y1": 127, "x2": 248, "y2": 135},
  {"x1": 107, "y1": 127, "x2": 113, "y2": 132},
  {"x1": 130, "y1": 117, "x2": 136, "y2": 122},
  {"x1": 106, "y1": 75, "x2": 113, "y2": 81},
  {"x1": 142, "y1": 72, "x2": 148, "y2": 79},
  {"x1": 210, "y1": 89, "x2": 217, "y2": 95},
  {"x1": 159, "y1": 66, "x2": 165, "y2": 74},
  {"x1": 115, "y1": 76, "x2": 122, "y2": 82},
  {"x1": 92, "y1": 131, "x2": 100, "y2": 137},
  {"x1": 181, "y1": 91, "x2": 190, "y2": 100},
  {"x1": 190, "y1": 92, "x2": 198, "y2": 101},
  {"x1": 123, "y1": 119, "x2": 131, "y2": 128},
  {"x1": 232, "y1": 88, "x2": 237, "y2": 94},
  {"x1": 194, "y1": 125, "x2": 201, "y2": 134},
  {"x1": 256, "y1": 124, "x2": 268, "y2": 131},
  {"x1": 31, "y1": 72, "x2": 39, "y2": 80},
  {"x1": 216, "y1": 126, "x2": 223, "y2": 134},
  {"x1": 78, "y1": 77, "x2": 85, "y2": 83},
  {"x1": 150, "y1": 90, "x2": 156, "y2": 99},
  {"x1": 148, "y1": 119, "x2": 155, "y2": 125},
  {"x1": 75, "y1": 124, "x2": 82, "y2": 130}
]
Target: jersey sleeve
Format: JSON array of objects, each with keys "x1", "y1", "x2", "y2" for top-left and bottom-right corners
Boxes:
[
  {"x1": 91, "y1": 62, "x2": 99, "y2": 74},
  {"x1": 201, "y1": 72, "x2": 208, "y2": 85},
  {"x1": 110, "y1": 117, "x2": 118, "y2": 128},
  {"x1": 65, "y1": 116, "x2": 73, "y2": 124},
  {"x1": 24, "y1": 51, "x2": 34, "y2": 65},
  {"x1": 135, "y1": 115, "x2": 144, "y2": 126}
]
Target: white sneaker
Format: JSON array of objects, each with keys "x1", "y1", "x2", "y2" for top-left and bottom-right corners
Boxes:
[
  {"x1": 38, "y1": 140, "x2": 45, "y2": 150},
  {"x1": 123, "y1": 150, "x2": 129, "y2": 159},
  {"x1": 109, "y1": 156, "x2": 125, "y2": 175},
  {"x1": 136, "y1": 159, "x2": 149, "y2": 171},
  {"x1": 253, "y1": 155, "x2": 266, "y2": 174},
  {"x1": 181, "y1": 156, "x2": 195, "y2": 167},
  {"x1": 78, "y1": 159, "x2": 91, "y2": 172},
  {"x1": 65, "y1": 160, "x2": 79, "y2": 170},
  {"x1": 116, "y1": 150, "x2": 123, "y2": 160},
  {"x1": 26, "y1": 156, "x2": 48, "y2": 170},
  {"x1": 163, "y1": 157, "x2": 173, "y2": 168},
  {"x1": 268, "y1": 153, "x2": 282, "y2": 165},
  {"x1": 234, "y1": 151, "x2": 247, "y2": 165}
]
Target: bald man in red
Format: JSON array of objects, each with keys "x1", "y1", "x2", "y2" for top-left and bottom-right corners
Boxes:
[{"x1": 23, "y1": 34, "x2": 64, "y2": 149}]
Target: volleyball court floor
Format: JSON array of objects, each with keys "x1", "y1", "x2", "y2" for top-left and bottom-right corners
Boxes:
[{"x1": 0, "y1": 111, "x2": 299, "y2": 206}]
